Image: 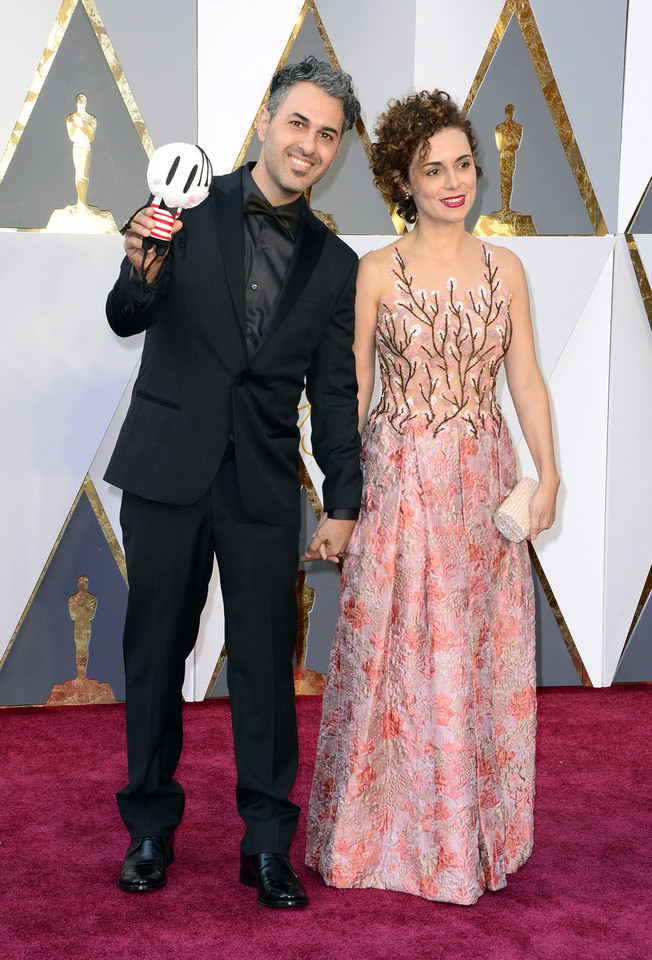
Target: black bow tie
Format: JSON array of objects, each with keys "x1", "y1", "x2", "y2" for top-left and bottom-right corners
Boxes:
[{"x1": 243, "y1": 193, "x2": 297, "y2": 231}]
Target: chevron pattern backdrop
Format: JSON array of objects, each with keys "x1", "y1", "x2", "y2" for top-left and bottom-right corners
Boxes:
[{"x1": 0, "y1": 0, "x2": 650, "y2": 707}]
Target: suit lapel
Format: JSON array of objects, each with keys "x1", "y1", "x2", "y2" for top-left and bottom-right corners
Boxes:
[
  {"x1": 212, "y1": 172, "x2": 247, "y2": 334},
  {"x1": 258, "y1": 206, "x2": 327, "y2": 350}
]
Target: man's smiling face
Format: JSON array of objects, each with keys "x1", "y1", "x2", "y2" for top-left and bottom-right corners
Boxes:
[{"x1": 252, "y1": 81, "x2": 344, "y2": 206}]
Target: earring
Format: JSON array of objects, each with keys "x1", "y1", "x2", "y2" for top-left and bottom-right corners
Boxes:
[{"x1": 404, "y1": 192, "x2": 410, "y2": 200}]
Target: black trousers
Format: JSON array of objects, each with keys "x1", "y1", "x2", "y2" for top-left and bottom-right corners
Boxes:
[{"x1": 115, "y1": 450, "x2": 301, "y2": 855}]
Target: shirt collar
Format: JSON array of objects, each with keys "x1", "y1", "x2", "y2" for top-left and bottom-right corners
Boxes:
[{"x1": 242, "y1": 163, "x2": 303, "y2": 239}]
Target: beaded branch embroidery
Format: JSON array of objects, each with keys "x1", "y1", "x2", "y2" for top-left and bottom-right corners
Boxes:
[{"x1": 375, "y1": 244, "x2": 512, "y2": 435}]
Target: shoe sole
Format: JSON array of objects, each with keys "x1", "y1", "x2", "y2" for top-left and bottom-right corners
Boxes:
[{"x1": 118, "y1": 875, "x2": 168, "y2": 892}]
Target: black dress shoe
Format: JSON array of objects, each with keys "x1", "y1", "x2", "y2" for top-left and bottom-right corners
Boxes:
[
  {"x1": 239, "y1": 851, "x2": 309, "y2": 907},
  {"x1": 118, "y1": 834, "x2": 175, "y2": 892}
]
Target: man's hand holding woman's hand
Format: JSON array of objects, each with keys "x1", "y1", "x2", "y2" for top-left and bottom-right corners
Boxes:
[{"x1": 301, "y1": 514, "x2": 356, "y2": 563}]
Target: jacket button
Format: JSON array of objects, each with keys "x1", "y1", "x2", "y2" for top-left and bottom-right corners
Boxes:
[{"x1": 234, "y1": 375, "x2": 244, "y2": 387}]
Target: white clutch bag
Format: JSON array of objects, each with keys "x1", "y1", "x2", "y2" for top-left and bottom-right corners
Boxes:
[{"x1": 493, "y1": 477, "x2": 539, "y2": 542}]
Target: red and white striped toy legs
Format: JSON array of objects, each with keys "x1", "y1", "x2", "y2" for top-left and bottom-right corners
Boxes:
[{"x1": 149, "y1": 199, "x2": 179, "y2": 245}]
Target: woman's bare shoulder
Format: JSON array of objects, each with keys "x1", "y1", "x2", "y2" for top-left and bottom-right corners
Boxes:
[
  {"x1": 478, "y1": 238, "x2": 526, "y2": 285},
  {"x1": 479, "y1": 238, "x2": 521, "y2": 267},
  {"x1": 358, "y1": 240, "x2": 402, "y2": 283},
  {"x1": 360, "y1": 240, "x2": 401, "y2": 266}
]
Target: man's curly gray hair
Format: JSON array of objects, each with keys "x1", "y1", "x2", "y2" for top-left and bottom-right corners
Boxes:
[{"x1": 266, "y1": 55, "x2": 360, "y2": 134}]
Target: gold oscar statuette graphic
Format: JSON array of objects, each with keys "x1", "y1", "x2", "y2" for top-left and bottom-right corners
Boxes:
[
  {"x1": 46, "y1": 93, "x2": 117, "y2": 234},
  {"x1": 475, "y1": 104, "x2": 536, "y2": 237},
  {"x1": 46, "y1": 576, "x2": 115, "y2": 705}
]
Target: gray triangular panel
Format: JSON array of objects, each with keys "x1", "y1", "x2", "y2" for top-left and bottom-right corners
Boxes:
[
  {"x1": 533, "y1": 560, "x2": 582, "y2": 686},
  {"x1": 629, "y1": 179, "x2": 652, "y2": 235},
  {"x1": 613, "y1": 590, "x2": 652, "y2": 683},
  {"x1": 0, "y1": 3, "x2": 149, "y2": 229},
  {"x1": 241, "y1": 8, "x2": 393, "y2": 234},
  {"x1": 531, "y1": 0, "x2": 626, "y2": 232},
  {"x1": 209, "y1": 653, "x2": 230, "y2": 698},
  {"x1": 310, "y1": 131, "x2": 393, "y2": 235},
  {"x1": 0, "y1": 491, "x2": 127, "y2": 707},
  {"x1": 298, "y1": 486, "x2": 341, "y2": 675},
  {"x1": 467, "y1": 15, "x2": 594, "y2": 236}
]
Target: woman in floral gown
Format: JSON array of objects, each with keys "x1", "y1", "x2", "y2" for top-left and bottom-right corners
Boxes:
[{"x1": 306, "y1": 91, "x2": 559, "y2": 905}]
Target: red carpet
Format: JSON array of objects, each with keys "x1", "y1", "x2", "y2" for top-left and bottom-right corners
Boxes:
[{"x1": 1, "y1": 687, "x2": 650, "y2": 960}]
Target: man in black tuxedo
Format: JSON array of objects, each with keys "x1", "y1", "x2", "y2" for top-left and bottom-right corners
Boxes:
[{"x1": 105, "y1": 57, "x2": 362, "y2": 906}]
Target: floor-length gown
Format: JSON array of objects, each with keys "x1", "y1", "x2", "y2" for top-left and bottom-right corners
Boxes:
[{"x1": 306, "y1": 244, "x2": 536, "y2": 905}]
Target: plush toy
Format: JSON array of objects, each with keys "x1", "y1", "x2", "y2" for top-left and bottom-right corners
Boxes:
[
  {"x1": 143, "y1": 142, "x2": 213, "y2": 254},
  {"x1": 121, "y1": 142, "x2": 213, "y2": 267}
]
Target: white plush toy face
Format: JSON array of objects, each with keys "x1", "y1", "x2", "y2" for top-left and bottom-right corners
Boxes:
[{"x1": 147, "y1": 142, "x2": 213, "y2": 209}]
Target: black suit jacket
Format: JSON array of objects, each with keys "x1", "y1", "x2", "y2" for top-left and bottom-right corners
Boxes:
[{"x1": 104, "y1": 167, "x2": 362, "y2": 526}]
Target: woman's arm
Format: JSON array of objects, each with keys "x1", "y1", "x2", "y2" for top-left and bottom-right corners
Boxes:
[
  {"x1": 502, "y1": 250, "x2": 560, "y2": 540},
  {"x1": 353, "y1": 251, "x2": 382, "y2": 432}
]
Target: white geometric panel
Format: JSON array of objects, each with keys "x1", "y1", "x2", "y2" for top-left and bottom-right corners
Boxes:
[
  {"x1": 530, "y1": 0, "x2": 626, "y2": 234},
  {"x1": 198, "y1": 0, "x2": 303, "y2": 173},
  {"x1": 317, "y1": 0, "x2": 417, "y2": 136},
  {"x1": 189, "y1": 556, "x2": 225, "y2": 702},
  {"x1": 618, "y1": 0, "x2": 652, "y2": 233},
  {"x1": 2, "y1": 0, "x2": 647, "y2": 702},
  {"x1": 88, "y1": 369, "x2": 138, "y2": 553},
  {"x1": 517, "y1": 250, "x2": 614, "y2": 686},
  {"x1": 603, "y1": 239, "x2": 652, "y2": 683},
  {"x1": 0, "y1": 233, "x2": 138, "y2": 664},
  {"x1": 489, "y1": 237, "x2": 615, "y2": 449}
]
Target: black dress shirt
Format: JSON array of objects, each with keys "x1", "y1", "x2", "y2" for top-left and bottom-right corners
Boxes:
[
  {"x1": 241, "y1": 166, "x2": 302, "y2": 359},
  {"x1": 241, "y1": 168, "x2": 357, "y2": 521}
]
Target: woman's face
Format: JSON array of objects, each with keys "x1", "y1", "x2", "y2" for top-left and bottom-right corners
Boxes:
[{"x1": 406, "y1": 126, "x2": 477, "y2": 225}]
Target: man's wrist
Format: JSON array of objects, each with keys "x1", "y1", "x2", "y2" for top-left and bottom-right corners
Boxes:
[
  {"x1": 128, "y1": 263, "x2": 159, "y2": 290},
  {"x1": 326, "y1": 508, "x2": 359, "y2": 521},
  {"x1": 127, "y1": 263, "x2": 163, "y2": 308}
]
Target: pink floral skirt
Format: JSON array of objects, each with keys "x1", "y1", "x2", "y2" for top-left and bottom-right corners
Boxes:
[{"x1": 306, "y1": 416, "x2": 536, "y2": 905}]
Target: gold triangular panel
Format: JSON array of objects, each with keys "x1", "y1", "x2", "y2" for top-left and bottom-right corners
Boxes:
[
  {"x1": 0, "y1": 0, "x2": 153, "y2": 232},
  {"x1": 234, "y1": 0, "x2": 401, "y2": 235},
  {"x1": 465, "y1": 0, "x2": 605, "y2": 237},
  {"x1": 627, "y1": 236, "x2": 652, "y2": 332},
  {"x1": 205, "y1": 643, "x2": 228, "y2": 699},
  {"x1": 627, "y1": 176, "x2": 652, "y2": 235},
  {"x1": 0, "y1": 476, "x2": 127, "y2": 707}
]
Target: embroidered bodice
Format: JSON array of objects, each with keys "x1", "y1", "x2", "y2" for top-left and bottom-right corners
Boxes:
[{"x1": 373, "y1": 245, "x2": 512, "y2": 436}]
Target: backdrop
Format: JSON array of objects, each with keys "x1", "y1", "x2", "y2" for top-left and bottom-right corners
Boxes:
[{"x1": 1, "y1": 0, "x2": 650, "y2": 707}]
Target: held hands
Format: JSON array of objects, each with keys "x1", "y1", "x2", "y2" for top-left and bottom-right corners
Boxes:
[
  {"x1": 301, "y1": 514, "x2": 356, "y2": 563},
  {"x1": 122, "y1": 207, "x2": 183, "y2": 282},
  {"x1": 528, "y1": 478, "x2": 560, "y2": 541}
]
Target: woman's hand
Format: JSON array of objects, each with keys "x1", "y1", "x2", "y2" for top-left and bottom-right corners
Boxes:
[{"x1": 528, "y1": 477, "x2": 560, "y2": 540}]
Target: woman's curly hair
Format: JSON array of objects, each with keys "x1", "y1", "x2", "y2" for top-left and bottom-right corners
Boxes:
[{"x1": 371, "y1": 90, "x2": 482, "y2": 224}]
